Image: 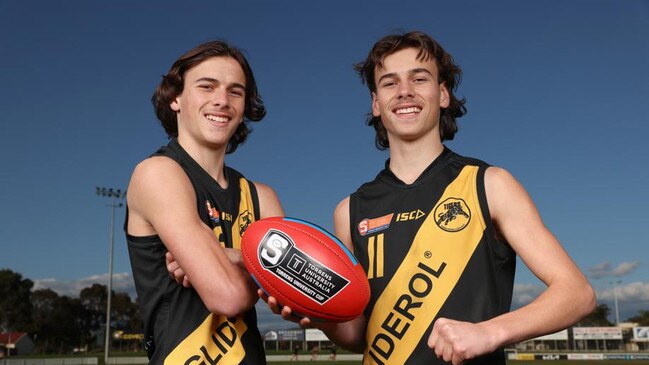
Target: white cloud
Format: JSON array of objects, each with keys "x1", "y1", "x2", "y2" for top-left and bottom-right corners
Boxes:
[
  {"x1": 33, "y1": 272, "x2": 136, "y2": 298},
  {"x1": 612, "y1": 261, "x2": 640, "y2": 277},
  {"x1": 512, "y1": 283, "x2": 544, "y2": 307},
  {"x1": 597, "y1": 281, "x2": 649, "y2": 303},
  {"x1": 587, "y1": 261, "x2": 641, "y2": 279}
]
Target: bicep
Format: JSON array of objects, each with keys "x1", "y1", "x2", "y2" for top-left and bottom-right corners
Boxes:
[
  {"x1": 485, "y1": 167, "x2": 581, "y2": 285},
  {"x1": 129, "y1": 158, "x2": 209, "y2": 253},
  {"x1": 128, "y1": 159, "x2": 240, "y2": 300}
]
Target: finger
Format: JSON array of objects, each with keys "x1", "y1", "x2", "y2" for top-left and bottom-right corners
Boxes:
[
  {"x1": 428, "y1": 328, "x2": 438, "y2": 349},
  {"x1": 267, "y1": 296, "x2": 282, "y2": 314},
  {"x1": 182, "y1": 276, "x2": 191, "y2": 288},
  {"x1": 442, "y1": 340, "x2": 453, "y2": 362},
  {"x1": 299, "y1": 317, "x2": 312, "y2": 328},
  {"x1": 281, "y1": 305, "x2": 293, "y2": 319},
  {"x1": 434, "y1": 337, "x2": 445, "y2": 359},
  {"x1": 452, "y1": 353, "x2": 464, "y2": 365},
  {"x1": 257, "y1": 289, "x2": 269, "y2": 302}
]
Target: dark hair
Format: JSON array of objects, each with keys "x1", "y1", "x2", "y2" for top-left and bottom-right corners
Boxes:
[
  {"x1": 354, "y1": 31, "x2": 467, "y2": 149},
  {"x1": 152, "y1": 40, "x2": 266, "y2": 154}
]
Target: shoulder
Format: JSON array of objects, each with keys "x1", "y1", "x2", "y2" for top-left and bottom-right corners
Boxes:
[
  {"x1": 484, "y1": 166, "x2": 523, "y2": 196},
  {"x1": 334, "y1": 196, "x2": 350, "y2": 219},
  {"x1": 252, "y1": 181, "x2": 284, "y2": 218},
  {"x1": 128, "y1": 156, "x2": 192, "y2": 203},
  {"x1": 484, "y1": 166, "x2": 537, "y2": 225},
  {"x1": 130, "y1": 156, "x2": 186, "y2": 186}
]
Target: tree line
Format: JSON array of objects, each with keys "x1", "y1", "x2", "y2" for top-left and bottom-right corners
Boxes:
[
  {"x1": 0, "y1": 269, "x2": 141, "y2": 354},
  {"x1": 1, "y1": 268, "x2": 649, "y2": 355}
]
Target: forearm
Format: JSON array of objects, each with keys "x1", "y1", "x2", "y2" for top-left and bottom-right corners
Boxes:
[{"x1": 481, "y1": 279, "x2": 595, "y2": 348}]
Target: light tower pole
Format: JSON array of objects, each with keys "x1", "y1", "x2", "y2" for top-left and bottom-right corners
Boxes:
[
  {"x1": 612, "y1": 280, "x2": 621, "y2": 325},
  {"x1": 96, "y1": 187, "x2": 126, "y2": 365}
]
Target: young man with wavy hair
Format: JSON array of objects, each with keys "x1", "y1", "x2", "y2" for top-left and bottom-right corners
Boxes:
[
  {"x1": 267, "y1": 31, "x2": 595, "y2": 365},
  {"x1": 126, "y1": 40, "x2": 283, "y2": 365}
]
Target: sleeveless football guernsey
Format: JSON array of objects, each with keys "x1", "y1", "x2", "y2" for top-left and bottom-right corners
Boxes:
[
  {"x1": 126, "y1": 139, "x2": 265, "y2": 365},
  {"x1": 350, "y1": 148, "x2": 516, "y2": 365}
]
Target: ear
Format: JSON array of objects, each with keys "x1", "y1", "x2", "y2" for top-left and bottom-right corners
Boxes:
[
  {"x1": 371, "y1": 92, "x2": 381, "y2": 117},
  {"x1": 170, "y1": 95, "x2": 181, "y2": 112},
  {"x1": 439, "y1": 83, "x2": 450, "y2": 108}
]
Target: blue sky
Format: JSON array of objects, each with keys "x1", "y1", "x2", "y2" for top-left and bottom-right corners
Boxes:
[{"x1": 1, "y1": 1, "x2": 648, "y2": 331}]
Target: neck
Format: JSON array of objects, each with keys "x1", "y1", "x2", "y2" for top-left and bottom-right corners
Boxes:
[
  {"x1": 387, "y1": 137, "x2": 444, "y2": 185},
  {"x1": 177, "y1": 136, "x2": 228, "y2": 187}
]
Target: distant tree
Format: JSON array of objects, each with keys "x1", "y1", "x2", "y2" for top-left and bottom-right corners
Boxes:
[
  {"x1": 31, "y1": 289, "x2": 92, "y2": 353},
  {"x1": 31, "y1": 288, "x2": 60, "y2": 352},
  {"x1": 112, "y1": 292, "x2": 141, "y2": 332},
  {"x1": 627, "y1": 310, "x2": 649, "y2": 326},
  {"x1": 80, "y1": 283, "x2": 108, "y2": 343},
  {"x1": 111, "y1": 292, "x2": 143, "y2": 351},
  {"x1": 0, "y1": 269, "x2": 33, "y2": 331},
  {"x1": 578, "y1": 303, "x2": 613, "y2": 326}
]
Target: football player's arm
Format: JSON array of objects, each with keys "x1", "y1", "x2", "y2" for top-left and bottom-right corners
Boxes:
[
  {"x1": 427, "y1": 166, "x2": 595, "y2": 364},
  {"x1": 165, "y1": 180, "x2": 284, "y2": 285},
  {"x1": 261, "y1": 197, "x2": 367, "y2": 353},
  {"x1": 254, "y1": 181, "x2": 285, "y2": 219},
  {"x1": 127, "y1": 157, "x2": 258, "y2": 316}
]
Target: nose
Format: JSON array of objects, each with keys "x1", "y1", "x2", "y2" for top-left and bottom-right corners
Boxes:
[
  {"x1": 397, "y1": 82, "x2": 414, "y2": 99},
  {"x1": 211, "y1": 87, "x2": 230, "y2": 107}
]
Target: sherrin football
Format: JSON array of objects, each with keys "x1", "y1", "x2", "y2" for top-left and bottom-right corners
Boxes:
[{"x1": 241, "y1": 217, "x2": 370, "y2": 322}]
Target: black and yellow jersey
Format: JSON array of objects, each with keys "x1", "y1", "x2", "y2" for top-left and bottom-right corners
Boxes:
[
  {"x1": 126, "y1": 139, "x2": 265, "y2": 365},
  {"x1": 350, "y1": 147, "x2": 516, "y2": 365}
]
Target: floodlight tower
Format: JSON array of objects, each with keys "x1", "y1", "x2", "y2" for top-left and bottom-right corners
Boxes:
[{"x1": 96, "y1": 187, "x2": 126, "y2": 364}]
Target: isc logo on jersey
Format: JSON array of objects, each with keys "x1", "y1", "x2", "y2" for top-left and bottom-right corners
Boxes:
[{"x1": 395, "y1": 209, "x2": 425, "y2": 222}]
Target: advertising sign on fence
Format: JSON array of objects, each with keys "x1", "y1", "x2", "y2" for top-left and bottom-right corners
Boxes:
[
  {"x1": 634, "y1": 327, "x2": 649, "y2": 342},
  {"x1": 573, "y1": 327, "x2": 622, "y2": 340}
]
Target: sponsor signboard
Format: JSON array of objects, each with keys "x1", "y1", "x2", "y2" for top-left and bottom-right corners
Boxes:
[
  {"x1": 277, "y1": 329, "x2": 304, "y2": 341},
  {"x1": 567, "y1": 353, "x2": 604, "y2": 360},
  {"x1": 633, "y1": 326, "x2": 649, "y2": 342},
  {"x1": 573, "y1": 327, "x2": 622, "y2": 340},
  {"x1": 516, "y1": 353, "x2": 535, "y2": 360},
  {"x1": 534, "y1": 354, "x2": 567, "y2": 360},
  {"x1": 532, "y1": 329, "x2": 569, "y2": 341}
]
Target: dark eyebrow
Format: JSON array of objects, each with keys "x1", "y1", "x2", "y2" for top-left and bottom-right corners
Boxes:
[
  {"x1": 195, "y1": 77, "x2": 246, "y2": 91},
  {"x1": 377, "y1": 72, "x2": 397, "y2": 85},
  {"x1": 409, "y1": 68, "x2": 435, "y2": 77},
  {"x1": 377, "y1": 68, "x2": 435, "y2": 85}
]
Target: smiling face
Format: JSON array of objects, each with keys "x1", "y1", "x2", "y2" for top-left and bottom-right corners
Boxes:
[
  {"x1": 171, "y1": 56, "x2": 246, "y2": 150},
  {"x1": 371, "y1": 47, "x2": 450, "y2": 146}
]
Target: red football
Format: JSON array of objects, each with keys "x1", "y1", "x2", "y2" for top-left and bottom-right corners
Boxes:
[{"x1": 242, "y1": 216, "x2": 370, "y2": 322}]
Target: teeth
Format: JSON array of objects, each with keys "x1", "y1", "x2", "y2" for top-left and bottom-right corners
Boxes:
[
  {"x1": 396, "y1": 107, "x2": 421, "y2": 115},
  {"x1": 205, "y1": 115, "x2": 229, "y2": 123}
]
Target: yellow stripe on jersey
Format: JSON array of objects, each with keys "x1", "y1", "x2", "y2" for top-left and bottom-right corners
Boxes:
[
  {"x1": 368, "y1": 236, "x2": 376, "y2": 279},
  {"x1": 232, "y1": 177, "x2": 256, "y2": 250},
  {"x1": 164, "y1": 314, "x2": 248, "y2": 365},
  {"x1": 364, "y1": 166, "x2": 486, "y2": 365}
]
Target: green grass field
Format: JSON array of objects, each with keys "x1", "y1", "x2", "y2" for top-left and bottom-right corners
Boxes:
[
  {"x1": 268, "y1": 361, "x2": 649, "y2": 365},
  {"x1": 4, "y1": 355, "x2": 649, "y2": 365}
]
